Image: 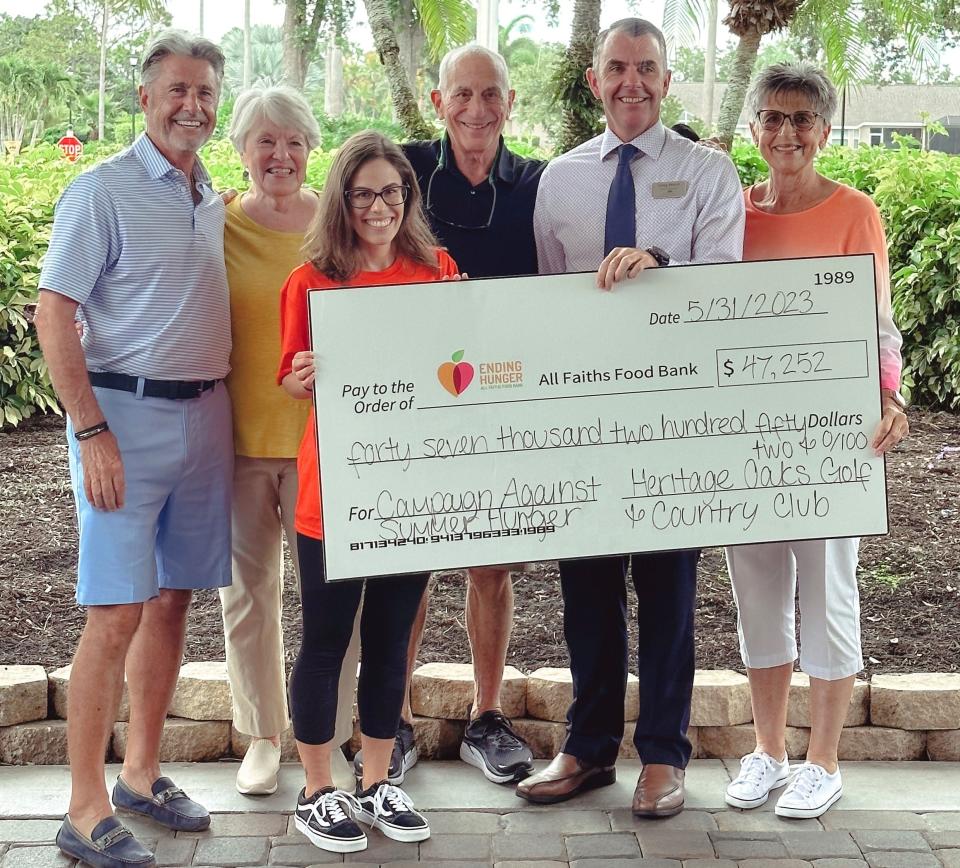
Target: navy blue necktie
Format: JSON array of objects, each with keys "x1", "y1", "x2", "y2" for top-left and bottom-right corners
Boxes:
[{"x1": 604, "y1": 143, "x2": 640, "y2": 255}]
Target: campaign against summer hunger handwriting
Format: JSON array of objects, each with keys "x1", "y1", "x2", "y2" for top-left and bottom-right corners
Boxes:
[{"x1": 308, "y1": 255, "x2": 887, "y2": 581}]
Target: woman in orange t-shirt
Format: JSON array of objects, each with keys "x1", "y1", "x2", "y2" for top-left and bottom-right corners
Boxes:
[{"x1": 277, "y1": 131, "x2": 458, "y2": 855}]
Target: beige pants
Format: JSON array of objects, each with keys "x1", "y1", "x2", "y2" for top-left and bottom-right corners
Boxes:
[{"x1": 220, "y1": 456, "x2": 359, "y2": 742}]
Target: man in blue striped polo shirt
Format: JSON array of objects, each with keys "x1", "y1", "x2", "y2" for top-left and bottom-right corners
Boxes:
[{"x1": 35, "y1": 30, "x2": 232, "y2": 868}]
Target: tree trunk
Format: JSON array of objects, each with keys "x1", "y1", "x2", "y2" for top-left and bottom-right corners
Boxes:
[
  {"x1": 243, "y1": 0, "x2": 252, "y2": 88},
  {"x1": 555, "y1": 0, "x2": 602, "y2": 154},
  {"x1": 396, "y1": 0, "x2": 423, "y2": 94},
  {"x1": 282, "y1": 1, "x2": 304, "y2": 88},
  {"x1": 703, "y1": 0, "x2": 718, "y2": 129},
  {"x1": 324, "y1": 34, "x2": 344, "y2": 117},
  {"x1": 98, "y1": 0, "x2": 109, "y2": 142},
  {"x1": 363, "y1": 0, "x2": 432, "y2": 139},
  {"x1": 716, "y1": 28, "x2": 761, "y2": 149},
  {"x1": 476, "y1": 0, "x2": 499, "y2": 51}
]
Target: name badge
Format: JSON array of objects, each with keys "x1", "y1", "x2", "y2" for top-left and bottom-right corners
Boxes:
[{"x1": 652, "y1": 181, "x2": 688, "y2": 199}]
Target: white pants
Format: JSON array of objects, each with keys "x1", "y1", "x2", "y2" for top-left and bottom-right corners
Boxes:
[
  {"x1": 220, "y1": 456, "x2": 360, "y2": 741},
  {"x1": 725, "y1": 538, "x2": 863, "y2": 681}
]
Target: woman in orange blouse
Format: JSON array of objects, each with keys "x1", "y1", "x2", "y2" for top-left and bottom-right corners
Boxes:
[{"x1": 724, "y1": 63, "x2": 909, "y2": 821}]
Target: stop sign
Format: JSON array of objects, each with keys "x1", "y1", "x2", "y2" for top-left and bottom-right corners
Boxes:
[{"x1": 57, "y1": 131, "x2": 83, "y2": 163}]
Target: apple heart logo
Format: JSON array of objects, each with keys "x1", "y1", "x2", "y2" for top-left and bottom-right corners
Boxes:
[{"x1": 437, "y1": 349, "x2": 475, "y2": 397}]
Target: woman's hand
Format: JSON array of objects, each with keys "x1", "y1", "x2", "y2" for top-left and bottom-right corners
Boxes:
[
  {"x1": 596, "y1": 247, "x2": 658, "y2": 290},
  {"x1": 871, "y1": 395, "x2": 909, "y2": 455},
  {"x1": 292, "y1": 350, "x2": 316, "y2": 390},
  {"x1": 441, "y1": 272, "x2": 470, "y2": 281},
  {"x1": 282, "y1": 351, "x2": 316, "y2": 399}
]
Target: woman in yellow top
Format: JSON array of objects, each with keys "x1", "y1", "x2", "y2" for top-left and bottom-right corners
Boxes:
[{"x1": 221, "y1": 86, "x2": 358, "y2": 796}]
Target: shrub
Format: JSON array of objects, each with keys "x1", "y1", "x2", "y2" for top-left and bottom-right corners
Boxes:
[
  {"x1": 3, "y1": 135, "x2": 959, "y2": 426},
  {"x1": 0, "y1": 145, "x2": 90, "y2": 427},
  {"x1": 737, "y1": 139, "x2": 960, "y2": 409}
]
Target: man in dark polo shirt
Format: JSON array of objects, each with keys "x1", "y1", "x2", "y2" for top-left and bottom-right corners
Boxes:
[
  {"x1": 403, "y1": 45, "x2": 544, "y2": 278},
  {"x1": 398, "y1": 44, "x2": 544, "y2": 786}
]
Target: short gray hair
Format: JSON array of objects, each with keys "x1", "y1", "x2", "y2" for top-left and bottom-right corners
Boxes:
[
  {"x1": 746, "y1": 62, "x2": 838, "y2": 123},
  {"x1": 438, "y1": 44, "x2": 510, "y2": 93},
  {"x1": 141, "y1": 29, "x2": 225, "y2": 88},
  {"x1": 229, "y1": 86, "x2": 321, "y2": 153},
  {"x1": 593, "y1": 18, "x2": 668, "y2": 70}
]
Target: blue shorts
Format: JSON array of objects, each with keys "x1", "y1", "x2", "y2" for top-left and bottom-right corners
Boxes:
[{"x1": 66, "y1": 383, "x2": 233, "y2": 606}]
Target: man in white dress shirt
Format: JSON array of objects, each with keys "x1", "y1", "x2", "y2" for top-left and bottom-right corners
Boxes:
[{"x1": 517, "y1": 17, "x2": 744, "y2": 817}]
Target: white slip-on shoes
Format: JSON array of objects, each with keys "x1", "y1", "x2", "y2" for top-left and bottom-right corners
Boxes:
[{"x1": 236, "y1": 738, "x2": 282, "y2": 795}]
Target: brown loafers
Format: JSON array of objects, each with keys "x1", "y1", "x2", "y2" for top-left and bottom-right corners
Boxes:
[
  {"x1": 632, "y1": 763, "x2": 685, "y2": 817},
  {"x1": 515, "y1": 752, "x2": 616, "y2": 804}
]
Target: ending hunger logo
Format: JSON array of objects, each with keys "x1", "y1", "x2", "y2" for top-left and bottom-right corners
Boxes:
[{"x1": 437, "y1": 349, "x2": 474, "y2": 396}]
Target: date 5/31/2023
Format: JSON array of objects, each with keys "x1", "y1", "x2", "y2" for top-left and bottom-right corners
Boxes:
[{"x1": 676, "y1": 270, "x2": 856, "y2": 325}]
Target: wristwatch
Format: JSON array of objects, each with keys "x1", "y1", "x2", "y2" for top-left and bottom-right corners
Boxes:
[
  {"x1": 646, "y1": 246, "x2": 670, "y2": 267},
  {"x1": 882, "y1": 388, "x2": 908, "y2": 410}
]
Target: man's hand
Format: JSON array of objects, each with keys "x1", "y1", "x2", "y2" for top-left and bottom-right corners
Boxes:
[
  {"x1": 871, "y1": 398, "x2": 909, "y2": 456},
  {"x1": 79, "y1": 431, "x2": 126, "y2": 510},
  {"x1": 596, "y1": 247, "x2": 658, "y2": 290}
]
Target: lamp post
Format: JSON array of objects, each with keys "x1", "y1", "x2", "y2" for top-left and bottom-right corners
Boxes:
[{"x1": 129, "y1": 54, "x2": 138, "y2": 143}]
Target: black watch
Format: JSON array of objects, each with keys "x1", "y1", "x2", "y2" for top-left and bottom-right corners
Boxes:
[{"x1": 646, "y1": 246, "x2": 670, "y2": 267}]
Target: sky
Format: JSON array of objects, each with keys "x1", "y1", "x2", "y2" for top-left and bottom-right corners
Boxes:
[
  {"x1": 4, "y1": 0, "x2": 685, "y2": 50},
  {"x1": 4, "y1": 0, "x2": 958, "y2": 73}
]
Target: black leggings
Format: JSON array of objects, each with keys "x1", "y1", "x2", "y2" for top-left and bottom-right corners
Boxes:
[{"x1": 290, "y1": 533, "x2": 428, "y2": 744}]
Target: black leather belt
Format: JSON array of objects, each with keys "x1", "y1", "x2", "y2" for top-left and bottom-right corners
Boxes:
[{"x1": 89, "y1": 371, "x2": 219, "y2": 400}]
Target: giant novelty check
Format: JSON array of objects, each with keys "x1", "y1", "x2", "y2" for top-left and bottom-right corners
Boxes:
[{"x1": 309, "y1": 254, "x2": 888, "y2": 581}]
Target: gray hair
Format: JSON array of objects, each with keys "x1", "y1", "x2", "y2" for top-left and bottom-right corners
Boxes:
[
  {"x1": 438, "y1": 44, "x2": 510, "y2": 93},
  {"x1": 141, "y1": 29, "x2": 225, "y2": 88},
  {"x1": 593, "y1": 18, "x2": 668, "y2": 70},
  {"x1": 229, "y1": 86, "x2": 321, "y2": 153},
  {"x1": 746, "y1": 62, "x2": 838, "y2": 123}
]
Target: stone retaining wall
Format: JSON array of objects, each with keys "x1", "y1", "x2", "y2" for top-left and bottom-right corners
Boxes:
[{"x1": 2, "y1": 663, "x2": 959, "y2": 765}]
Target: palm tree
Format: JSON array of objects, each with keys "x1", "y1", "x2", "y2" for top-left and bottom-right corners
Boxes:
[
  {"x1": 243, "y1": 0, "x2": 252, "y2": 88},
  {"x1": 362, "y1": 0, "x2": 472, "y2": 138},
  {"x1": 552, "y1": 0, "x2": 602, "y2": 153},
  {"x1": 499, "y1": 14, "x2": 538, "y2": 67},
  {"x1": 715, "y1": 0, "x2": 937, "y2": 147},
  {"x1": 362, "y1": 0, "x2": 433, "y2": 138},
  {"x1": 662, "y1": 0, "x2": 719, "y2": 129},
  {"x1": 97, "y1": 0, "x2": 167, "y2": 141}
]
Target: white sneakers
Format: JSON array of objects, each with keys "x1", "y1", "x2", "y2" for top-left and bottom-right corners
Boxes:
[
  {"x1": 775, "y1": 761, "x2": 843, "y2": 818},
  {"x1": 726, "y1": 752, "x2": 842, "y2": 818},
  {"x1": 236, "y1": 738, "x2": 282, "y2": 795},
  {"x1": 725, "y1": 751, "x2": 791, "y2": 809}
]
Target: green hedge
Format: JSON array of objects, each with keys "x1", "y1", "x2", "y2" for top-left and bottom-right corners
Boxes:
[
  {"x1": 2, "y1": 136, "x2": 959, "y2": 427},
  {"x1": 733, "y1": 140, "x2": 960, "y2": 409}
]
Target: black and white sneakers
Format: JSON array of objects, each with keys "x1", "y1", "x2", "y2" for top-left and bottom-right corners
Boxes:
[
  {"x1": 353, "y1": 719, "x2": 419, "y2": 785},
  {"x1": 356, "y1": 780, "x2": 431, "y2": 842},
  {"x1": 294, "y1": 787, "x2": 366, "y2": 853},
  {"x1": 460, "y1": 710, "x2": 534, "y2": 784}
]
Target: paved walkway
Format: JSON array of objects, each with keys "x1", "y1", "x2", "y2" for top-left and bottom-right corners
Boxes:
[{"x1": 1, "y1": 761, "x2": 958, "y2": 867}]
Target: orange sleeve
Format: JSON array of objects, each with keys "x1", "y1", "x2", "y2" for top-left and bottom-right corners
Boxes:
[
  {"x1": 435, "y1": 248, "x2": 460, "y2": 279},
  {"x1": 277, "y1": 265, "x2": 312, "y2": 384}
]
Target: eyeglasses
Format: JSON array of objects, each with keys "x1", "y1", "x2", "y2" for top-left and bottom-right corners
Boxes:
[
  {"x1": 756, "y1": 110, "x2": 824, "y2": 132},
  {"x1": 343, "y1": 184, "x2": 410, "y2": 209},
  {"x1": 426, "y1": 163, "x2": 497, "y2": 230}
]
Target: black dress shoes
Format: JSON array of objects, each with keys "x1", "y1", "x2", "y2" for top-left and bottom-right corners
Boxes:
[{"x1": 515, "y1": 752, "x2": 616, "y2": 804}]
